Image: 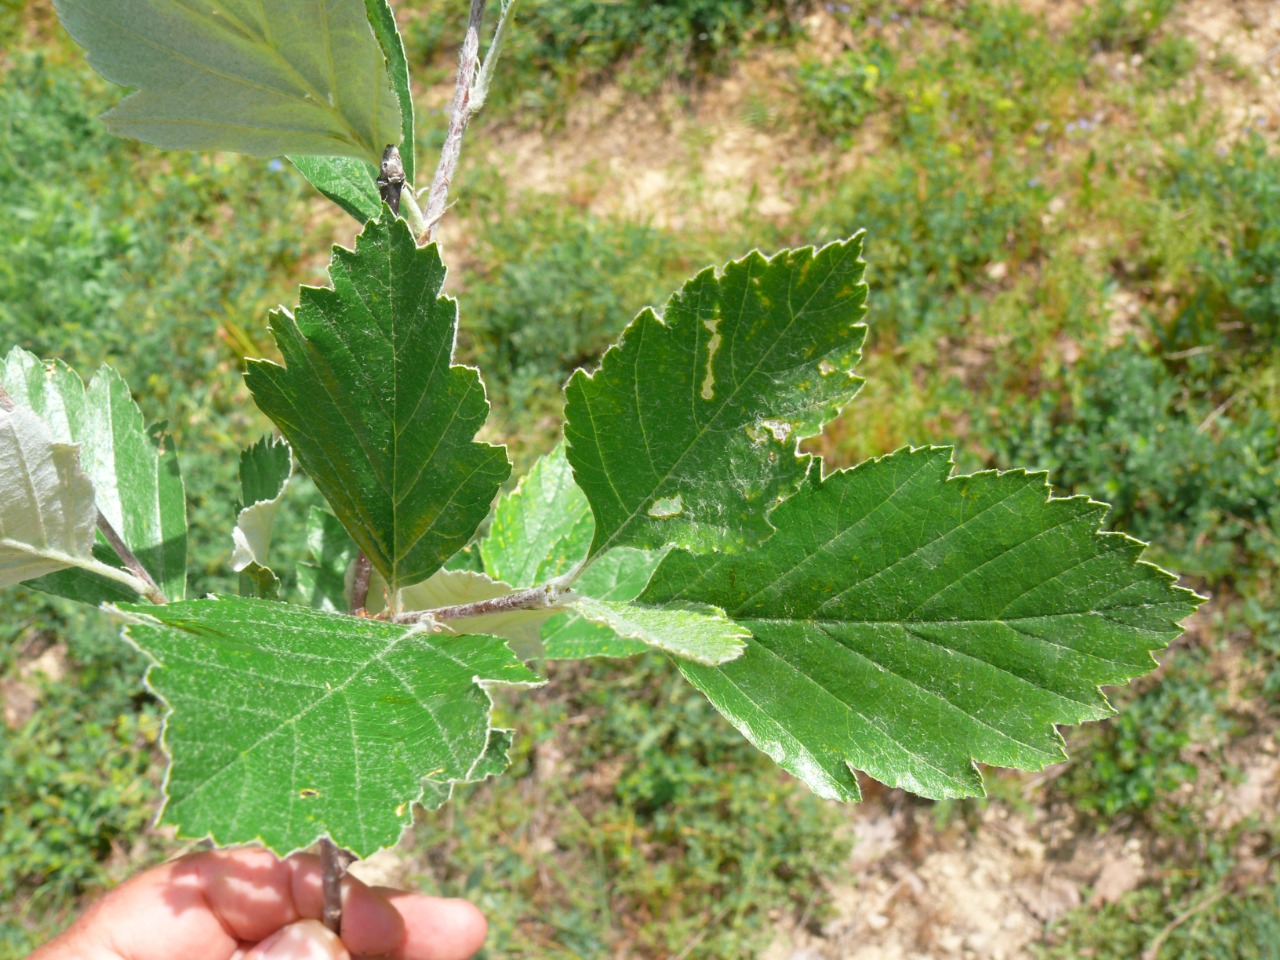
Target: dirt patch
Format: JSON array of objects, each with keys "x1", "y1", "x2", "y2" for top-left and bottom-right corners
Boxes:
[
  {"x1": 1175, "y1": 0, "x2": 1280, "y2": 137},
  {"x1": 762, "y1": 793, "x2": 1149, "y2": 960},
  {"x1": 477, "y1": 39, "x2": 841, "y2": 232}
]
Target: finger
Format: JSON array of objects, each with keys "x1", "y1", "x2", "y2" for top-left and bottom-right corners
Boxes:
[
  {"x1": 29, "y1": 849, "x2": 405, "y2": 960},
  {"x1": 237, "y1": 920, "x2": 348, "y2": 960},
  {"x1": 374, "y1": 889, "x2": 487, "y2": 960},
  {"x1": 198, "y1": 851, "x2": 405, "y2": 956}
]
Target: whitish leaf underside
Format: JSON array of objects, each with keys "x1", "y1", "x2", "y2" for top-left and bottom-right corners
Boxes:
[
  {"x1": 53, "y1": 0, "x2": 403, "y2": 162},
  {"x1": 2, "y1": 348, "x2": 187, "y2": 603},
  {"x1": 0, "y1": 405, "x2": 99, "y2": 588}
]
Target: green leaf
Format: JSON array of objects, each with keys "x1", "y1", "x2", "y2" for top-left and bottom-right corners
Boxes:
[
  {"x1": 564, "y1": 237, "x2": 868, "y2": 560},
  {"x1": 444, "y1": 544, "x2": 485, "y2": 573},
  {"x1": 119, "y1": 596, "x2": 540, "y2": 856},
  {"x1": 477, "y1": 444, "x2": 672, "y2": 660},
  {"x1": 53, "y1": 0, "x2": 403, "y2": 163},
  {"x1": 286, "y1": 1, "x2": 412, "y2": 219},
  {"x1": 642, "y1": 447, "x2": 1204, "y2": 801},
  {"x1": 289, "y1": 156, "x2": 382, "y2": 223},
  {"x1": 539, "y1": 615, "x2": 650, "y2": 661},
  {"x1": 2, "y1": 348, "x2": 187, "y2": 603},
  {"x1": 362, "y1": 0, "x2": 415, "y2": 183},
  {"x1": 297, "y1": 508, "x2": 358, "y2": 612},
  {"x1": 480, "y1": 443, "x2": 593, "y2": 588},
  {"x1": 567, "y1": 596, "x2": 747, "y2": 665},
  {"x1": 0, "y1": 404, "x2": 141, "y2": 594},
  {"x1": 246, "y1": 209, "x2": 511, "y2": 591},
  {"x1": 421, "y1": 727, "x2": 514, "y2": 811},
  {"x1": 233, "y1": 435, "x2": 292, "y2": 600},
  {"x1": 541, "y1": 546, "x2": 669, "y2": 661}
]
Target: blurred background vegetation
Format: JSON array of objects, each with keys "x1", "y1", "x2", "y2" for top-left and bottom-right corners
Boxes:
[{"x1": 1, "y1": 0, "x2": 1277, "y2": 957}]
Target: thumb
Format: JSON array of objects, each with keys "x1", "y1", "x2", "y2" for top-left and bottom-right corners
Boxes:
[{"x1": 239, "y1": 920, "x2": 350, "y2": 960}]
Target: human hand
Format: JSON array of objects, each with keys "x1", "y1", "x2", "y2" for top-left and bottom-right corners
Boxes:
[{"x1": 28, "y1": 848, "x2": 486, "y2": 960}]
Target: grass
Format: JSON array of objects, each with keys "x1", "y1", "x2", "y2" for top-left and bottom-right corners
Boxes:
[{"x1": 3, "y1": 0, "x2": 1279, "y2": 955}]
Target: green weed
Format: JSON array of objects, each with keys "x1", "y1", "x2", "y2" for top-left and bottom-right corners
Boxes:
[
  {"x1": 1075, "y1": 0, "x2": 1182, "y2": 53},
  {"x1": 1040, "y1": 878, "x2": 1280, "y2": 959},
  {"x1": 457, "y1": 184, "x2": 692, "y2": 451},
  {"x1": 963, "y1": 345, "x2": 1280, "y2": 579},
  {"x1": 0, "y1": 595, "x2": 165, "y2": 956}
]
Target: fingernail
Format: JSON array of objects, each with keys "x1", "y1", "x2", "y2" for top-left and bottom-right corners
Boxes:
[{"x1": 250, "y1": 920, "x2": 350, "y2": 960}]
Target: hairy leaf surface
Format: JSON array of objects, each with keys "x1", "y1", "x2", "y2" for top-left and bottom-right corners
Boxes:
[
  {"x1": 564, "y1": 238, "x2": 868, "y2": 559},
  {"x1": 120, "y1": 596, "x2": 539, "y2": 856},
  {"x1": 643, "y1": 447, "x2": 1203, "y2": 800},
  {"x1": 53, "y1": 0, "x2": 402, "y2": 162},
  {"x1": 2, "y1": 348, "x2": 186, "y2": 602},
  {"x1": 247, "y1": 210, "x2": 510, "y2": 591},
  {"x1": 0, "y1": 405, "x2": 140, "y2": 593}
]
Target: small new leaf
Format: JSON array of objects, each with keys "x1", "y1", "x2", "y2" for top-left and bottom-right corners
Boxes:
[
  {"x1": 565, "y1": 237, "x2": 868, "y2": 560},
  {"x1": 478, "y1": 444, "x2": 670, "y2": 660},
  {"x1": 643, "y1": 447, "x2": 1204, "y2": 800},
  {"x1": 480, "y1": 443, "x2": 593, "y2": 587},
  {"x1": 247, "y1": 210, "x2": 511, "y2": 591},
  {"x1": 120, "y1": 596, "x2": 540, "y2": 857},
  {"x1": 540, "y1": 543, "x2": 667, "y2": 661},
  {"x1": 567, "y1": 596, "x2": 748, "y2": 665},
  {"x1": 53, "y1": 0, "x2": 403, "y2": 163}
]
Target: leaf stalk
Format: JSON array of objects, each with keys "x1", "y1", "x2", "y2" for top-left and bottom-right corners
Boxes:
[
  {"x1": 391, "y1": 581, "x2": 563, "y2": 626},
  {"x1": 95, "y1": 512, "x2": 168, "y2": 604},
  {"x1": 420, "y1": 0, "x2": 517, "y2": 244}
]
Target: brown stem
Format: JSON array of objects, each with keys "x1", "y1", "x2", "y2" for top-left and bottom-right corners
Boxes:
[
  {"x1": 319, "y1": 838, "x2": 353, "y2": 935},
  {"x1": 351, "y1": 553, "x2": 373, "y2": 615},
  {"x1": 96, "y1": 512, "x2": 167, "y2": 604},
  {"x1": 391, "y1": 582, "x2": 559, "y2": 625},
  {"x1": 422, "y1": 0, "x2": 486, "y2": 243}
]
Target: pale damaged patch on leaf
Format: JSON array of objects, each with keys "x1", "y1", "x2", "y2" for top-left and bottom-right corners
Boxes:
[{"x1": 565, "y1": 236, "x2": 869, "y2": 559}]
